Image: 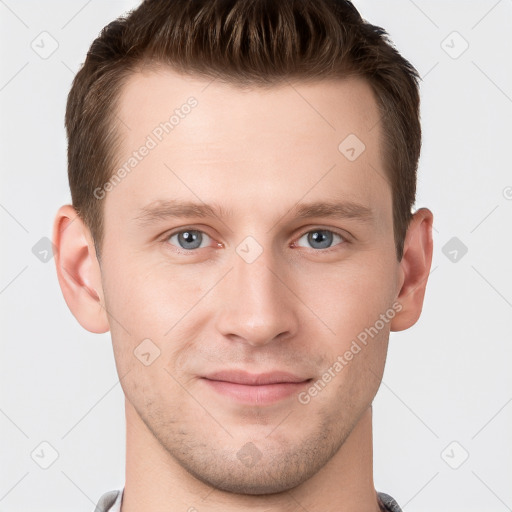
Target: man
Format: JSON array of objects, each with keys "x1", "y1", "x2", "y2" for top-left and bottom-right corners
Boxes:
[{"x1": 53, "y1": 0, "x2": 433, "y2": 510}]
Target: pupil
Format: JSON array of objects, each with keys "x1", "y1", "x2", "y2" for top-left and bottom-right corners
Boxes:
[
  {"x1": 180, "y1": 230, "x2": 200, "y2": 248},
  {"x1": 309, "y1": 230, "x2": 332, "y2": 249}
]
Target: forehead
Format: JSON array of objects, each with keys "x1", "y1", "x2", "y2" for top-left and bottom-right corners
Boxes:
[
  {"x1": 116, "y1": 67, "x2": 382, "y2": 149},
  {"x1": 106, "y1": 67, "x2": 390, "y2": 228}
]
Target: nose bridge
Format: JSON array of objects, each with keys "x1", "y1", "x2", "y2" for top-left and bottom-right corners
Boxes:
[{"x1": 215, "y1": 238, "x2": 297, "y2": 345}]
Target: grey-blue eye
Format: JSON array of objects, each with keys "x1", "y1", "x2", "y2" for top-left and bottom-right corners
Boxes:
[
  {"x1": 296, "y1": 229, "x2": 344, "y2": 250},
  {"x1": 167, "y1": 230, "x2": 211, "y2": 250}
]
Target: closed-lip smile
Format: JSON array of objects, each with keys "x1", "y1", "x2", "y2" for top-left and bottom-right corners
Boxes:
[{"x1": 201, "y1": 370, "x2": 312, "y2": 404}]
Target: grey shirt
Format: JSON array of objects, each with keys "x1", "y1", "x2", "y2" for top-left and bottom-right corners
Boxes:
[{"x1": 93, "y1": 488, "x2": 403, "y2": 512}]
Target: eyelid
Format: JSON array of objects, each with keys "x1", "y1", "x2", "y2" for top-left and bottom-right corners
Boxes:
[
  {"x1": 292, "y1": 226, "x2": 350, "y2": 250},
  {"x1": 162, "y1": 226, "x2": 221, "y2": 251},
  {"x1": 160, "y1": 225, "x2": 351, "y2": 254}
]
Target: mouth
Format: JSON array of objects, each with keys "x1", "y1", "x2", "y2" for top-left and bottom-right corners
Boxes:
[{"x1": 200, "y1": 370, "x2": 313, "y2": 405}]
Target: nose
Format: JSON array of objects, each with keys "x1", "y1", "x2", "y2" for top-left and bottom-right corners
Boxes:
[{"x1": 214, "y1": 244, "x2": 299, "y2": 347}]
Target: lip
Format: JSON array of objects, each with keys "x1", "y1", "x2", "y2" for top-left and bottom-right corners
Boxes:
[
  {"x1": 201, "y1": 370, "x2": 312, "y2": 405},
  {"x1": 203, "y1": 370, "x2": 310, "y2": 385}
]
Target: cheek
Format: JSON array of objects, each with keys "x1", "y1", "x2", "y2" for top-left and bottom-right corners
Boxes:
[
  {"x1": 295, "y1": 252, "x2": 398, "y2": 343},
  {"x1": 101, "y1": 256, "x2": 210, "y2": 390},
  {"x1": 103, "y1": 254, "x2": 207, "y2": 335}
]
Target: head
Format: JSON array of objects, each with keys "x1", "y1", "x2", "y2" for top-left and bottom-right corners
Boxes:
[{"x1": 54, "y1": 0, "x2": 433, "y2": 496}]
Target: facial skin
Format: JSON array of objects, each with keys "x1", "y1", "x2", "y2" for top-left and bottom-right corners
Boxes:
[{"x1": 54, "y1": 68, "x2": 433, "y2": 512}]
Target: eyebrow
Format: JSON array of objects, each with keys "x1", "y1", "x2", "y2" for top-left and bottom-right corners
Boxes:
[{"x1": 134, "y1": 199, "x2": 374, "y2": 226}]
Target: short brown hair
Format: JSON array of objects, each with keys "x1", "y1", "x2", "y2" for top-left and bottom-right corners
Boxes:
[{"x1": 65, "y1": 0, "x2": 421, "y2": 261}]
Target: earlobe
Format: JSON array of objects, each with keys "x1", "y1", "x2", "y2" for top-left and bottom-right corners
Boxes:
[
  {"x1": 52, "y1": 205, "x2": 110, "y2": 334},
  {"x1": 390, "y1": 207, "x2": 434, "y2": 332}
]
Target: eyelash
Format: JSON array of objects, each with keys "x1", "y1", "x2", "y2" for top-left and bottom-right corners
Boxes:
[{"x1": 160, "y1": 226, "x2": 350, "y2": 254}]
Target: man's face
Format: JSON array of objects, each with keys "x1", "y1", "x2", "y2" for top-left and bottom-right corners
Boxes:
[{"x1": 99, "y1": 68, "x2": 401, "y2": 494}]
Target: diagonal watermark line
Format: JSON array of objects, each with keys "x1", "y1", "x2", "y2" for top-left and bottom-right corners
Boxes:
[
  {"x1": 0, "y1": 203, "x2": 29, "y2": 232},
  {"x1": 368, "y1": 162, "x2": 390, "y2": 188},
  {"x1": 0, "y1": 0, "x2": 29, "y2": 28},
  {"x1": 0, "y1": 265, "x2": 28, "y2": 295},
  {"x1": 471, "y1": 265, "x2": 512, "y2": 308},
  {"x1": 163, "y1": 368, "x2": 233, "y2": 437},
  {"x1": 379, "y1": 379, "x2": 439, "y2": 438},
  {"x1": 0, "y1": 471, "x2": 29, "y2": 503},
  {"x1": 61, "y1": 471, "x2": 97, "y2": 507},
  {"x1": 285, "y1": 489, "x2": 312, "y2": 512},
  {"x1": 401, "y1": 472, "x2": 439, "y2": 509},
  {"x1": 61, "y1": 370, "x2": 131, "y2": 439},
  {"x1": 471, "y1": 0, "x2": 503, "y2": 30},
  {"x1": 472, "y1": 61, "x2": 512, "y2": 105},
  {"x1": 0, "y1": 61, "x2": 29, "y2": 92},
  {"x1": 286, "y1": 81, "x2": 336, "y2": 130},
  {"x1": 200, "y1": 75, "x2": 218, "y2": 93},
  {"x1": 407, "y1": 0, "x2": 439, "y2": 28},
  {"x1": 421, "y1": 61, "x2": 439, "y2": 81},
  {"x1": 266, "y1": 164, "x2": 337, "y2": 234},
  {"x1": 115, "y1": 113, "x2": 131, "y2": 131},
  {"x1": 265, "y1": 266, "x2": 336, "y2": 335},
  {"x1": 470, "y1": 204, "x2": 499, "y2": 233},
  {"x1": 200, "y1": 485, "x2": 221, "y2": 503},
  {"x1": 265, "y1": 410, "x2": 293, "y2": 438},
  {"x1": 472, "y1": 396, "x2": 512, "y2": 439},
  {"x1": 369, "y1": 106, "x2": 389, "y2": 133},
  {"x1": 61, "y1": 60, "x2": 76, "y2": 76},
  {"x1": 472, "y1": 471, "x2": 512, "y2": 511},
  {"x1": 199, "y1": 477, "x2": 228, "y2": 502},
  {"x1": 61, "y1": 0, "x2": 93, "y2": 29},
  {"x1": 164, "y1": 267, "x2": 234, "y2": 336},
  {"x1": 0, "y1": 407, "x2": 29, "y2": 438},
  {"x1": 199, "y1": 475, "x2": 232, "y2": 502}
]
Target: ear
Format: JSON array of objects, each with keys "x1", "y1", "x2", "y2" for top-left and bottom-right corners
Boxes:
[
  {"x1": 52, "y1": 204, "x2": 110, "y2": 333},
  {"x1": 390, "y1": 207, "x2": 434, "y2": 332}
]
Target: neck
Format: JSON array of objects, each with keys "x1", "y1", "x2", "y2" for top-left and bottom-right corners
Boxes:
[{"x1": 121, "y1": 401, "x2": 380, "y2": 512}]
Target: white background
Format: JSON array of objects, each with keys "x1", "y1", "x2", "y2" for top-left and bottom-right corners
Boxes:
[{"x1": 1, "y1": 1, "x2": 511, "y2": 511}]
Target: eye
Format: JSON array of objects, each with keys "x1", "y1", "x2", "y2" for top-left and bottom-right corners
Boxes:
[
  {"x1": 295, "y1": 229, "x2": 346, "y2": 250},
  {"x1": 166, "y1": 229, "x2": 212, "y2": 250}
]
